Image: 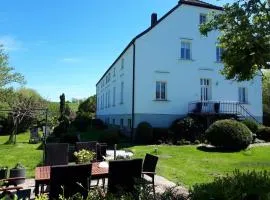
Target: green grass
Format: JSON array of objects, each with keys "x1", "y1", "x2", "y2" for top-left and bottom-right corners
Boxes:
[
  {"x1": 130, "y1": 145, "x2": 270, "y2": 187},
  {"x1": 0, "y1": 132, "x2": 42, "y2": 178}
]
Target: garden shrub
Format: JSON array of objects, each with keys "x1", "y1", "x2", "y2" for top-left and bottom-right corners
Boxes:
[
  {"x1": 153, "y1": 128, "x2": 169, "y2": 143},
  {"x1": 242, "y1": 118, "x2": 259, "y2": 133},
  {"x1": 136, "y1": 122, "x2": 153, "y2": 144},
  {"x1": 99, "y1": 128, "x2": 120, "y2": 145},
  {"x1": 256, "y1": 126, "x2": 270, "y2": 142},
  {"x1": 59, "y1": 133, "x2": 79, "y2": 144},
  {"x1": 170, "y1": 116, "x2": 205, "y2": 143},
  {"x1": 189, "y1": 170, "x2": 270, "y2": 200},
  {"x1": 92, "y1": 119, "x2": 107, "y2": 129},
  {"x1": 53, "y1": 116, "x2": 70, "y2": 137},
  {"x1": 73, "y1": 113, "x2": 91, "y2": 132},
  {"x1": 205, "y1": 119, "x2": 252, "y2": 150}
]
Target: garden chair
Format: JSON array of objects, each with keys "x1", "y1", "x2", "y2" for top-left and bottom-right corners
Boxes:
[
  {"x1": 107, "y1": 159, "x2": 143, "y2": 197},
  {"x1": 96, "y1": 143, "x2": 107, "y2": 161},
  {"x1": 0, "y1": 178, "x2": 29, "y2": 200},
  {"x1": 75, "y1": 141, "x2": 97, "y2": 153},
  {"x1": 142, "y1": 153, "x2": 159, "y2": 195},
  {"x1": 49, "y1": 163, "x2": 92, "y2": 200},
  {"x1": 45, "y1": 143, "x2": 69, "y2": 166}
]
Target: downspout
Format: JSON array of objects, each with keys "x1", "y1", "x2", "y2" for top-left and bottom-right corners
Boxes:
[{"x1": 131, "y1": 41, "x2": 136, "y2": 143}]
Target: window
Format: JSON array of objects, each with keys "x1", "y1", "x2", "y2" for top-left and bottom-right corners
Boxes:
[
  {"x1": 156, "y1": 81, "x2": 167, "y2": 100},
  {"x1": 120, "y1": 82, "x2": 124, "y2": 104},
  {"x1": 216, "y1": 46, "x2": 223, "y2": 62},
  {"x1": 200, "y1": 78, "x2": 212, "y2": 101},
  {"x1": 121, "y1": 58, "x2": 124, "y2": 70},
  {"x1": 200, "y1": 14, "x2": 207, "y2": 24},
  {"x1": 120, "y1": 118, "x2": 124, "y2": 128},
  {"x1": 181, "y1": 41, "x2": 191, "y2": 60},
  {"x1": 113, "y1": 86, "x2": 116, "y2": 106},
  {"x1": 239, "y1": 87, "x2": 248, "y2": 103},
  {"x1": 108, "y1": 90, "x2": 111, "y2": 108},
  {"x1": 128, "y1": 119, "x2": 132, "y2": 129},
  {"x1": 113, "y1": 68, "x2": 116, "y2": 76},
  {"x1": 105, "y1": 92, "x2": 107, "y2": 108}
]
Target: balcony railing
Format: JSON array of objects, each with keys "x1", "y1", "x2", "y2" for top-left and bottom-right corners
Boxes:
[{"x1": 188, "y1": 101, "x2": 260, "y2": 124}]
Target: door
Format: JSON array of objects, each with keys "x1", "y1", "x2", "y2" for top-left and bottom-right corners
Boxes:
[{"x1": 200, "y1": 78, "x2": 212, "y2": 112}]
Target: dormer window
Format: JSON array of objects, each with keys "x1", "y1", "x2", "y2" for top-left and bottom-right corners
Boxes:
[{"x1": 200, "y1": 14, "x2": 207, "y2": 24}]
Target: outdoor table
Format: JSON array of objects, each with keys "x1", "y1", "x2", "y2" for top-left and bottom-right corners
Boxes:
[{"x1": 34, "y1": 162, "x2": 108, "y2": 196}]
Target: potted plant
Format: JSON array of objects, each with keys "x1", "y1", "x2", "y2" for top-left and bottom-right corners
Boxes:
[
  {"x1": 74, "y1": 149, "x2": 96, "y2": 164},
  {"x1": 9, "y1": 163, "x2": 26, "y2": 184},
  {"x1": 0, "y1": 166, "x2": 8, "y2": 179},
  {"x1": 214, "y1": 102, "x2": 220, "y2": 113}
]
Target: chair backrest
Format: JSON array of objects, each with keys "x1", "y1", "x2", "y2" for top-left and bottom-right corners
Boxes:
[
  {"x1": 108, "y1": 159, "x2": 143, "y2": 195},
  {"x1": 142, "y1": 154, "x2": 158, "y2": 177},
  {"x1": 96, "y1": 143, "x2": 107, "y2": 161},
  {"x1": 45, "y1": 143, "x2": 69, "y2": 166},
  {"x1": 49, "y1": 164, "x2": 92, "y2": 200},
  {"x1": 75, "y1": 141, "x2": 97, "y2": 152}
]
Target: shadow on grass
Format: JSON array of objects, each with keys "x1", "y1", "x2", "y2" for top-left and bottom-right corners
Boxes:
[{"x1": 197, "y1": 145, "x2": 242, "y2": 153}]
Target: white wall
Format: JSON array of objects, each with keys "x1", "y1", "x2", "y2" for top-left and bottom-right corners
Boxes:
[
  {"x1": 96, "y1": 45, "x2": 134, "y2": 121},
  {"x1": 134, "y1": 4, "x2": 262, "y2": 119}
]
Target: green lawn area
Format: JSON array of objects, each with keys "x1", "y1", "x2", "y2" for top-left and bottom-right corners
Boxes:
[
  {"x1": 130, "y1": 145, "x2": 270, "y2": 187},
  {"x1": 0, "y1": 132, "x2": 42, "y2": 178}
]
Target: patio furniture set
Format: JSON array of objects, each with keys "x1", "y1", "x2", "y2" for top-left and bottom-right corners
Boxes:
[{"x1": 1, "y1": 141, "x2": 158, "y2": 199}]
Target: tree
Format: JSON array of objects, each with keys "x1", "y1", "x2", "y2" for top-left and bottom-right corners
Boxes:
[
  {"x1": 0, "y1": 45, "x2": 25, "y2": 87},
  {"x1": 200, "y1": 0, "x2": 270, "y2": 81},
  {"x1": 77, "y1": 95, "x2": 96, "y2": 117},
  {"x1": 59, "y1": 93, "x2": 66, "y2": 121}
]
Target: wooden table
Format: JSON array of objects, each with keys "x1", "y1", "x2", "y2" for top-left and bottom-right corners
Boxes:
[{"x1": 35, "y1": 162, "x2": 108, "y2": 195}]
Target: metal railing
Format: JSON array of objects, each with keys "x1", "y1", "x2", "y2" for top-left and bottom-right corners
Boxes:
[{"x1": 188, "y1": 101, "x2": 260, "y2": 124}]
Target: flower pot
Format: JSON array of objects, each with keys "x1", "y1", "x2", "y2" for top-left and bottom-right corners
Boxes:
[
  {"x1": 0, "y1": 168, "x2": 8, "y2": 179},
  {"x1": 9, "y1": 168, "x2": 26, "y2": 184},
  {"x1": 214, "y1": 102, "x2": 220, "y2": 113}
]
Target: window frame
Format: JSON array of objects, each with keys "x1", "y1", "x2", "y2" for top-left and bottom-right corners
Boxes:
[
  {"x1": 199, "y1": 13, "x2": 207, "y2": 24},
  {"x1": 156, "y1": 81, "x2": 167, "y2": 101},
  {"x1": 238, "y1": 87, "x2": 248, "y2": 104},
  {"x1": 120, "y1": 81, "x2": 124, "y2": 104},
  {"x1": 180, "y1": 40, "x2": 192, "y2": 60},
  {"x1": 216, "y1": 46, "x2": 223, "y2": 63}
]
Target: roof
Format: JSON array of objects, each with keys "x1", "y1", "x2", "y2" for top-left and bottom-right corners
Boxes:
[{"x1": 96, "y1": 0, "x2": 223, "y2": 86}]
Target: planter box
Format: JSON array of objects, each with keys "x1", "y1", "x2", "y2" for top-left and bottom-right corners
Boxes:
[
  {"x1": 0, "y1": 168, "x2": 8, "y2": 179},
  {"x1": 9, "y1": 168, "x2": 26, "y2": 185}
]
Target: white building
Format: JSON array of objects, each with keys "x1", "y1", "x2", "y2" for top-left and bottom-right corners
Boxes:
[{"x1": 96, "y1": 0, "x2": 262, "y2": 136}]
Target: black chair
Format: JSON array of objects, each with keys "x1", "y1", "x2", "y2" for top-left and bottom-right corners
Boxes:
[
  {"x1": 142, "y1": 154, "x2": 159, "y2": 195},
  {"x1": 49, "y1": 164, "x2": 92, "y2": 200},
  {"x1": 96, "y1": 143, "x2": 107, "y2": 161},
  {"x1": 108, "y1": 159, "x2": 143, "y2": 197},
  {"x1": 75, "y1": 141, "x2": 97, "y2": 152},
  {"x1": 45, "y1": 143, "x2": 69, "y2": 166}
]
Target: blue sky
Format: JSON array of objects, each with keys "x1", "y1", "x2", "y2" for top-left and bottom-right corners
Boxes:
[{"x1": 0, "y1": 0, "x2": 232, "y2": 102}]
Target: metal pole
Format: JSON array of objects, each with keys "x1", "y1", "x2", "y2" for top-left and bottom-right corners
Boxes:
[{"x1": 43, "y1": 108, "x2": 48, "y2": 164}]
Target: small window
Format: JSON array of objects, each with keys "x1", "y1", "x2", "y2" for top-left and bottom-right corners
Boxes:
[
  {"x1": 128, "y1": 119, "x2": 132, "y2": 129},
  {"x1": 112, "y1": 119, "x2": 115, "y2": 125},
  {"x1": 181, "y1": 41, "x2": 191, "y2": 60},
  {"x1": 216, "y1": 46, "x2": 223, "y2": 62},
  {"x1": 121, "y1": 58, "x2": 124, "y2": 70},
  {"x1": 238, "y1": 87, "x2": 248, "y2": 103},
  {"x1": 120, "y1": 82, "x2": 124, "y2": 104},
  {"x1": 156, "y1": 81, "x2": 167, "y2": 100},
  {"x1": 120, "y1": 118, "x2": 124, "y2": 128},
  {"x1": 113, "y1": 87, "x2": 116, "y2": 106},
  {"x1": 113, "y1": 68, "x2": 116, "y2": 76},
  {"x1": 108, "y1": 90, "x2": 110, "y2": 108},
  {"x1": 200, "y1": 14, "x2": 207, "y2": 24}
]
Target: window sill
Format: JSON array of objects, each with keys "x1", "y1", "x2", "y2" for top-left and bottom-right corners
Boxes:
[
  {"x1": 153, "y1": 99, "x2": 170, "y2": 102},
  {"x1": 178, "y1": 59, "x2": 195, "y2": 62}
]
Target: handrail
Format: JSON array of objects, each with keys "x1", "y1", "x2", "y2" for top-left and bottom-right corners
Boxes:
[{"x1": 188, "y1": 101, "x2": 260, "y2": 124}]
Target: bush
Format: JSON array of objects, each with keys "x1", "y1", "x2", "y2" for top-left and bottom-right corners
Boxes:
[
  {"x1": 136, "y1": 122, "x2": 153, "y2": 144},
  {"x1": 205, "y1": 119, "x2": 252, "y2": 150},
  {"x1": 73, "y1": 113, "x2": 91, "y2": 132},
  {"x1": 189, "y1": 170, "x2": 270, "y2": 200},
  {"x1": 256, "y1": 126, "x2": 270, "y2": 142},
  {"x1": 153, "y1": 128, "x2": 169, "y2": 142},
  {"x1": 99, "y1": 128, "x2": 120, "y2": 145},
  {"x1": 53, "y1": 116, "x2": 70, "y2": 137},
  {"x1": 170, "y1": 117, "x2": 205, "y2": 142},
  {"x1": 92, "y1": 119, "x2": 107, "y2": 129},
  {"x1": 59, "y1": 134, "x2": 79, "y2": 144},
  {"x1": 242, "y1": 118, "x2": 259, "y2": 133}
]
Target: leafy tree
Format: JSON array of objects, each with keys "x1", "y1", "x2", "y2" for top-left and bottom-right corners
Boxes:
[
  {"x1": 59, "y1": 93, "x2": 66, "y2": 121},
  {"x1": 0, "y1": 45, "x2": 25, "y2": 87},
  {"x1": 77, "y1": 95, "x2": 96, "y2": 117},
  {"x1": 200, "y1": 0, "x2": 270, "y2": 81}
]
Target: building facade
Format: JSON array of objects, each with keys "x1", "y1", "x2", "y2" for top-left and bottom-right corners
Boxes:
[{"x1": 96, "y1": 0, "x2": 262, "y2": 135}]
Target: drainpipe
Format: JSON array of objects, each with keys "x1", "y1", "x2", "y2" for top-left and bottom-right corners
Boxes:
[{"x1": 131, "y1": 41, "x2": 136, "y2": 143}]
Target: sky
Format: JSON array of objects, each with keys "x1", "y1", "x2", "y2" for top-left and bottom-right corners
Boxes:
[{"x1": 0, "y1": 0, "x2": 233, "y2": 102}]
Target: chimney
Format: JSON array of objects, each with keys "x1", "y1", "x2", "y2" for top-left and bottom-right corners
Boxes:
[{"x1": 151, "y1": 13, "x2": 158, "y2": 27}]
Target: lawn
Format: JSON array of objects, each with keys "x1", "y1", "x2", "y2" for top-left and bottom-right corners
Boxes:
[
  {"x1": 0, "y1": 132, "x2": 42, "y2": 177},
  {"x1": 130, "y1": 145, "x2": 270, "y2": 187}
]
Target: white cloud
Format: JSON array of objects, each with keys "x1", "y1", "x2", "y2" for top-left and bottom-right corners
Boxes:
[{"x1": 0, "y1": 35, "x2": 24, "y2": 51}]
